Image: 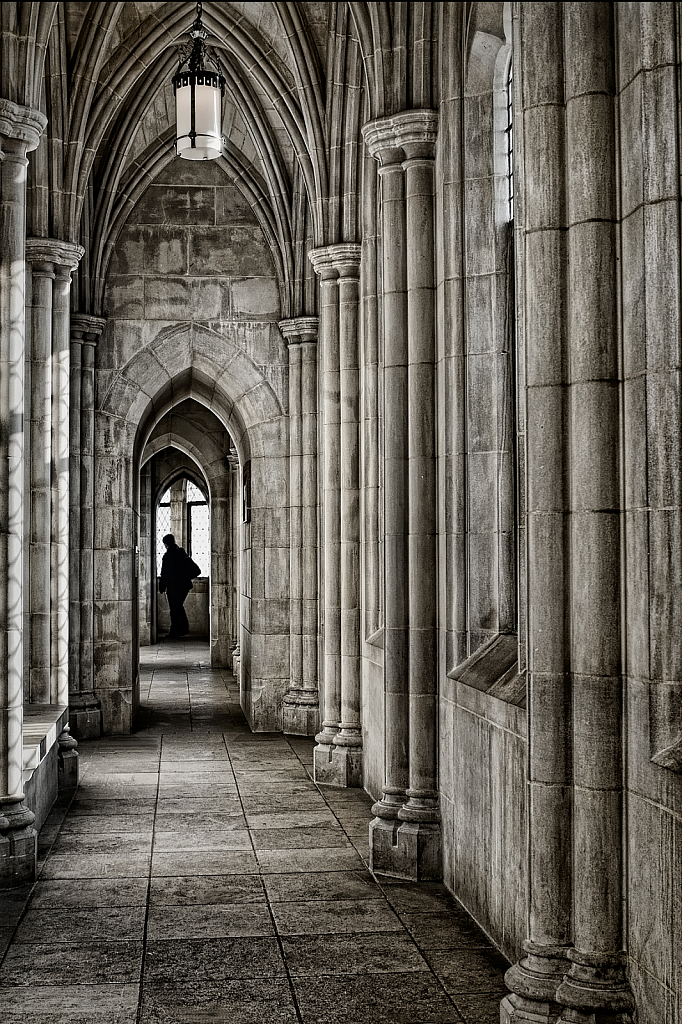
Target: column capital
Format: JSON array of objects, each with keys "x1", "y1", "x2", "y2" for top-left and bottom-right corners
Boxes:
[
  {"x1": 0, "y1": 98, "x2": 47, "y2": 151},
  {"x1": 26, "y1": 237, "x2": 85, "y2": 270},
  {"x1": 279, "y1": 316, "x2": 319, "y2": 345},
  {"x1": 362, "y1": 109, "x2": 439, "y2": 163},
  {"x1": 71, "y1": 314, "x2": 107, "y2": 343},
  {"x1": 308, "y1": 244, "x2": 361, "y2": 279}
]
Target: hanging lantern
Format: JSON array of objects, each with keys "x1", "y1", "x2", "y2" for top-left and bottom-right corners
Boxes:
[{"x1": 173, "y1": 2, "x2": 225, "y2": 160}]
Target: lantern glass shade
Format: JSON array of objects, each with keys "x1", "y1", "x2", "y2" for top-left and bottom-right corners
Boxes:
[{"x1": 174, "y1": 71, "x2": 223, "y2": 160}]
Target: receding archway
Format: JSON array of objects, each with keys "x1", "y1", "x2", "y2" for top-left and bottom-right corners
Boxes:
[{"x1": 94, "y1": 322, "x2": 290, "y2": 735}]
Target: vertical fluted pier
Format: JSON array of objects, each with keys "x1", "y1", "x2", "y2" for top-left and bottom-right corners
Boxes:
[
  {"x1": 25, "y1": 247, "x2": 54, "y2": 705},
  {"x1": 396, "y1": 114, "x2": 441, "y2": 873},
  {"x1": 363, "y1": 112, "x2": 441, "y2": 878},
  {"x1": 51, "y1": 257, "x2": 81, "y2": 707},
  {"x1": 0, "y1": 100, "x2": 45, "y2": 886},
  {"x1": 310, "y1": 247, "x2": 363, "y2": 786},
  {"x1": 362, "y1": 122, "x2": 409, "y2": 842},
  {"x1": 25, "y1": 239, "x2": 82, "y2": 714},
  {"x1": 281, "y1": 316, "x2": 320, "y2": 736},
  {"x1": 556, "y1": 5, "x2": 633, "y2": 1018},
  {"x1": 502, "y1": 5, "x2": 573, "y2": 1019},
  {"x1": 69, "y1": 314, "x2": 106, "y2": 740}
]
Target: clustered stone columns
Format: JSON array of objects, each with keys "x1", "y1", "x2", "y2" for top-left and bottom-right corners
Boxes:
[
  {"x1": 0, "y1": 98, "x2": 46, "y2": 885},
  {"x1": 362, "y1": 110, "x2": 441, "y2": 878},
  {"x1": 69, "y1": 314, "x2": 106, "y2": 740},
  {"x1": 502, "y1": 5, "x2": 634, "y2": 1022},
  {"x1": 280, "y1": 317, "x2": 320, "y2": 736},
  {"x1": 25, "y1": 240, "x2": 84, "y2": 708},
  {"x1": 309, "y1": 246, "x2": 363, "y2": 786},
  {"x1": 25, "y1": 239, "x2": 84, "y2": 791}
]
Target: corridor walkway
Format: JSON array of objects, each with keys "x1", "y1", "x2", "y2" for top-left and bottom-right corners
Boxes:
[{"x1": 0, "y1": 640, "x2": 508, "y2": 1023}]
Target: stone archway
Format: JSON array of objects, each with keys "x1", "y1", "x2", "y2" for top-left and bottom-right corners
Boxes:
[{"x1": 94, "y1": 321, "x2": 290, "y2": 734}]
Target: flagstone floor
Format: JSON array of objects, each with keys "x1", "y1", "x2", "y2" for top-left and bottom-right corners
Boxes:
[{"x1": 0, "y1": 639, "x2": 509, "y2": 1023}]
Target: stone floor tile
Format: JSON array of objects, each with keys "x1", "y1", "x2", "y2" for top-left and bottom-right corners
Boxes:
[
  {"x1": 401, "y1": 910, "x2": 490, "y2": 950},
  {"x1": 13, "y1": 906, "x2": 147, "y2": 943},
  {"x1": 245, "y1": 809, "x2": 339, "y2": 829},
  {"x1": 148, "y1": 874, "x2": 265, "y2": 906},
  {"x1": 160, "y1": 759, "x2": 230, "y2": 772},
  {"x1": 41, "y1": 851, "x2": 151, "y2": 879},
  {"x1": 381, "y1": 881, "x2": 463, "y2": 915},
  {"x1": 0, "y1": 940, "x2": 143, "y2": 986},
  {"x1": 263, "y1": 869, "x2": 382, "y2": 903},
  {"x1": 256, "y1": 846, "x2": 367, "y2": 874},
  {"x1": 0, "y1": 982, "x2": 140, "y2": 1023},
  {"x1": 146, "y1": 902, "x2": 274, "y2": 939},
  {"x1": 425, "y1": 947, "x2": 510, "y2": 994},
  {"x1": 157, "y1": 780, "x2": 238, "y2": 799},
  {"x1": 140, "y1": 977, "x2": 299, "y2": 1024},
  {"x1": 152, "y1": 829, "x2": 252, "y2": 853},
  {"x1": 251, "y1": 826, "x2": 348, "y2": 850},
  {"x1": 239, "y1": 794, "x2": 324, "y2": 812},
  {"x1": 150, "y1": 848, "x2": 258, "y2": 876},
  {"x1": 60, "y1": 815, "x2": 155, "y2": 835},
  {"x1": 451, "y1": 990, "x2": 507, "y2": 1023},
  {"x1": 271, "y1": 897, "x2": 403, "y2": 936},
  {"x1": 29, "y1": 877, "x2": 149, "y2": 909},
  {"x1": 292, "y1": 971, "x2": 463, "y2": 1023},
  {"x1": 48, "y1": 833, "x2": 153, "y2": 857},
  {"x1": 282, "y1": 931, "x2": 430, "y2": 976},
  {"x1": 154, "y1": 795, "x2": 243, "y2": 815},
  {"x1": 143, "y1": 936, "x2": 286, "y2": 981},
  {"x1": 66, "y1": 796, "x2": 157, "y2": 816},
  {"x1": 153, "y1": 809, "x2": 246, "y2": 832}
]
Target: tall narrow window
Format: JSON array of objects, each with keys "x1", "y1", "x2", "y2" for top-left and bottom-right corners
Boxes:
[
  {"x1": 156, "y1": 489, "x2": 171, "y2": 573},
  {"x1": 186, "y1": 481, "x2": 210, "y2": 576},
  {"x1": 505, "y1": 58, "x2": 514, "y2": 221}
]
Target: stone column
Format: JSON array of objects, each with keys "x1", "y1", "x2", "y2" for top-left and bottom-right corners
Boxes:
[
  {"x1": 69, "y1": 314, "x2": 106, "y2": 740},
  {"x1": 556, "y1": 5, "x2": 633, "y2": 1019},
  {"x1": 69, "y1": 330, "x2": 83, "y2": 703},
  {"x1": 363, "y1": 111, "x2": 441, "y2": 877},
  {"x1": 24, "y1": 245, "x2": 55, "y2": 705},
  {"x1": 309, "y1": 251, "x2": 342, "y2": 764},
  {"x1": 332, "y1": 249, "x2": 363, "y2": 785},
  {"x1": 300, "y1": 327, "x2": 319, "y2": 722},
  {"x1": 309, "y1": 247, "x2": 363, "y2": 786},
  {"x1": 395, "y1": 112, "x2": 441, "y2": 875},
  {"x1": 51, "y1": 252, "x2": 82, "y2": 708},
  {"x1": 281, "y1": 317, "x2": 320, "y2": 736},
  {"x1": 25, "y1": 240, "x2": 83, "y2": 708},
  {"x1": 226, "y1": 446, "x2": 240, "y2": 654},
  {"x1": 502, "y1": 5, "x2": 573, "y2": 1020},
  {"x1": 0, "y1": 99, "x2": 46, "y2": 887},
  {"x1": 362, "y1": 118, "x2": 410, "y2": 862}
]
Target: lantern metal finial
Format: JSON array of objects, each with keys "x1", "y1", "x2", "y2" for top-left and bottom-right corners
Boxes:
[{"x1": 173, "y1": 2, "x2": 225, "y2": 161}]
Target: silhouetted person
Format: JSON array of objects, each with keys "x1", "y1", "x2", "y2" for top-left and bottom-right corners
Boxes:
[{"x1": 159, "y1": 533, "x2": 200, "y2": 639}]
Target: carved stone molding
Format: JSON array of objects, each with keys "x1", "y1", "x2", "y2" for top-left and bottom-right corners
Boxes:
[
  {"x1": 0, "y1": 98, "x2": 47, "y2": 150},
  {"x1": 26, "y1": 237, "x2": 85, "y2": 270}
]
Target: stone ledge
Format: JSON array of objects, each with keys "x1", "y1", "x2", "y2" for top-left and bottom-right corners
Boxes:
[{"x1": 23, "y1": 705, "x2": 69, "y2": 779}]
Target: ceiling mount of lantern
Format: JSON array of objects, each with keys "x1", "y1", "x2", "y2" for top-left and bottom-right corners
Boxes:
[{"x1": 173, "y1": 2, "x2": 226, "y2": 161}]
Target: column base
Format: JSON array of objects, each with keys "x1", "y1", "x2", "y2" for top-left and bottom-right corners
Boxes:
[
  {"x1": 69, "y1": 693, "x2": 102, "y2": 740},
  {"x1": 556, "y1": 950, "x2": 634, "y2": 1024},
  {"x1": 501, "y1": 994, "x2": 563, "y2": 1024},
  {"x1": 313, "y1": 741, "x2": 363, "y2": 787},
  {"x1": 369, "y1": 816, "x2": 442, "y2": 880},
  {"x1": 0, "y1": 797, "x2": 37, "y2": 888},
  {"x1": 502, "y1": 944, "x2": 571, "y2": 1024},
  {"x1": 282, "y1": 692, "x2": 319, "y2": 736},
  {"x1": 58, "y1": 727, "x2": 79, "y2": 791}
]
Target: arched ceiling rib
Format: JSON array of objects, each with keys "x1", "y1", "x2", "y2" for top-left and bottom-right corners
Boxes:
[{"x1": 49, "y1": 1, "x2": 333, "y2": 318}]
